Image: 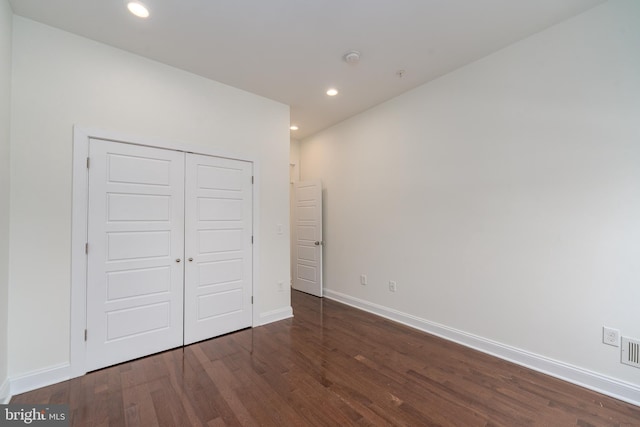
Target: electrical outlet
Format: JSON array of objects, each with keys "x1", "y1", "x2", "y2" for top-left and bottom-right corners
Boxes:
[
  {"x1": 603, "y1": 326, "x2": 620, "y2": 347},
  {"x1": 360, "y1": 274, "x2": 367, "y2": 285},
  {"x1": 389, "y1": 280, "x2": 397, "y2": 292}
]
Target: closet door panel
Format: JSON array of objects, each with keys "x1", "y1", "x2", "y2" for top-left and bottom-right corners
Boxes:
[
  {"x1": 184, "y1": 154, "x2": 253, "y2": 344},
  {"x1": 86, "y1": 139, "x2": 185, "y2": 371}
]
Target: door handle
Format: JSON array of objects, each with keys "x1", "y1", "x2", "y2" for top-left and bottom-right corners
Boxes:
[
  {"x1": 176, "y1": 258, "x2": 181, "y2": 263},
  {"x1": 188, "y1": 258, "x2": 193, "y2": 262},
  {"x1": 314, "y1": 241, "x2": 322, "y2": 246}
]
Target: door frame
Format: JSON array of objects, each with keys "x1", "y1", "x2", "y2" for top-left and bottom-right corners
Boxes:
[{"x1": 70, "y1": 126, "x2": 260, "y2": 378}]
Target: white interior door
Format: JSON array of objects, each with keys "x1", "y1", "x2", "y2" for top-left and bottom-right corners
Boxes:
[
  {"x1": 292, "y1": 180, "x2": 323, "y2": 297},
  {"x1": 183, "y1": 154, "x2": 253, "y2": 345},
  {"x1": 86, "y1": 139, "x2": 185, "y2": 371}
]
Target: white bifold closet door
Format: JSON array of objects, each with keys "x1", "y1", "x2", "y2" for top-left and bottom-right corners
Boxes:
[
  {"x1": 86, "y1": 139, "x2": 252, "y2": 371},
  {"x1": 183, "y1": 154, "x2": 253, "y2": 345},
  {"x1": 86, "y1": 140, "x2": 185, "y2": 371}
]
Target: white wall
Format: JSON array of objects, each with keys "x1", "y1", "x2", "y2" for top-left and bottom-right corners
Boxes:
[
  {"x1": 0, "y1": 0, "x2": 12, "y2": 402},
  {"x1": 9, "y1": 17, "x2": 291, "y2": 379},
  {"x1": 300, "y1": 0, "x2": 640, "y2": 399},
  {"x1": 289, "y1": 139, "x2": 300, "y2": 287},
  {"x1": 290, "y1": 139, "x2": 300, "y2": 184}
]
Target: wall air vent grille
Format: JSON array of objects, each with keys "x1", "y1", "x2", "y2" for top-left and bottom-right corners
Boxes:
[{"x1": 621, "y1": 337, "x2": 640, "y2": 368}]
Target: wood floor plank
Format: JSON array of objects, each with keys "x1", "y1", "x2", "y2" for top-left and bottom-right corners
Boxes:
[{"x1": 10, "y1": 290, "x2": 640, "y2": 426}]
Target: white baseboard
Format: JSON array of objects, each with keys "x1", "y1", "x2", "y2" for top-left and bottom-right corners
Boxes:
[
  {"x1": 258, "y1": 306, "x2": 293, "y2": 326},
  {"x1": 8, "y1": 306, "x2": 294, "y2": 397},
  {"x1": 0, "y1": 377, "x2": 10, "y2": 404},
  {"x1": 324, "y1": 289, "x2": 640, "y2": 408},
  {"x1": 9, "y1": 363, "x2": 71, "y2": 397}
]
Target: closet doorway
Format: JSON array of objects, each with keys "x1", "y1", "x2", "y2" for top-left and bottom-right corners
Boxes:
[{"x1": 73, "y1": 132, "x2": 254, "y2": 373}]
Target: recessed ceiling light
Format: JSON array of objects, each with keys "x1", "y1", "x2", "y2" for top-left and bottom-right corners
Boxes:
[
  {"x1": 127, "y1": 1, "x2": 149, "y2": 18},
  {"x1": 326, "y1": 88, "x2": 339, "y2": 96},
  {"x1": 290, "y1": 125, "x2": 299, "y2": 131}
]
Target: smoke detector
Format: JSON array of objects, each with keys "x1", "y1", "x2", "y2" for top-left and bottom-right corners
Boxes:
[{"x1": 343, "y1": 50, "x2": 361, "y2": 65}]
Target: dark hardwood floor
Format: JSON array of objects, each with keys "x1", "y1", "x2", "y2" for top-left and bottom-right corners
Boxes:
[{"x1": 12, "y1": 290, "x2": 640, "y2": 426}]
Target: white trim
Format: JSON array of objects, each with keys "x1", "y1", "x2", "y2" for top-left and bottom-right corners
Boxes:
[
  {"x1": 0, "y1": 377, "x2": 10, "y2": 404},
  {"x1": 251, "y1": 160, "x2": 261, "y2": 328},
  {"x1": 70, "y1": 127, "x2": 90, "y2": 379},
  {"x1": 71, "y1": 125, "x2": 260, "y2": 379},
  {"x1": 74, "y1": 126, "x2": 257, "y2": 163},
  {"x1": 258, "y1": 307, "x2": 293, "y2": 326},
  {"x1": 9, "y1": 364, "x2": 71, "y2": 397},
  {"x1": 324, "y1": 289, "x2": 640, "y2": 408}
]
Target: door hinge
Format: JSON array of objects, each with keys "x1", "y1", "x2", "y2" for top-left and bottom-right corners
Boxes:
[
  {"x1": 86, "y1": 157, "x2": 90, "y2": 169},
  {"x1": 251, "y1": 296, "x2": 254, "y2": 304},
  {"x1": 85, "y1": 243, "x2": 89, "y2": 254},
  {"x1": 251, "y1": 236, "x2": 254, "y2": 244},
  {"x1": 251, "y1": 176, "x2": 254, "y2": 184},
  {"x1": 84, "y1": 329, "x2": 87, "y2": 341}
]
